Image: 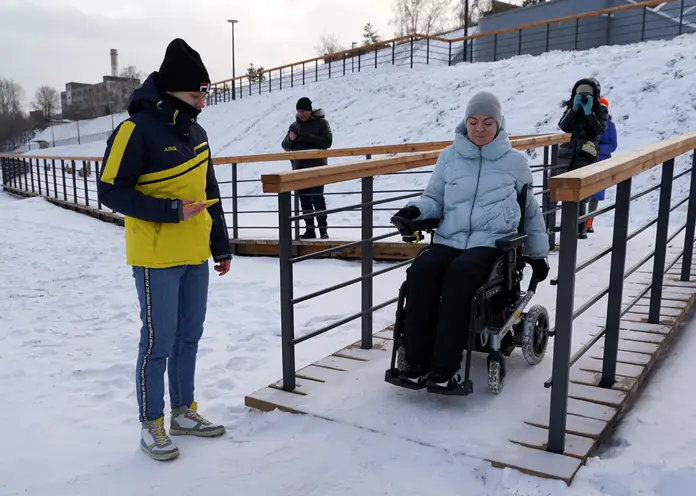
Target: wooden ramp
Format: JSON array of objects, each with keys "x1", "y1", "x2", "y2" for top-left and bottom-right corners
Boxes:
[
  {"x1": 489, "y1": 272, "x2": 696, "y2": 484},
  {"x1": 245, "y1": 272, "x2": 696, "y2": 485}
]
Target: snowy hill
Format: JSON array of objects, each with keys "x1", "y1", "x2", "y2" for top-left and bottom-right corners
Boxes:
[{"x1": 22, "y1": 33, "x2": 696, "y2": 229}]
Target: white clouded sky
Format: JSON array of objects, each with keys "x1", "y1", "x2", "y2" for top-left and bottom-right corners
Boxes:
[{"x1": 0, "y1": 0, "x2": 394, "y2": 108}]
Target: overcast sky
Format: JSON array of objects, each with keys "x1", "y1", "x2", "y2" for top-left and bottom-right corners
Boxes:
[{"x1": 0, "y1": 0, "x2": 395, "y2": 108}]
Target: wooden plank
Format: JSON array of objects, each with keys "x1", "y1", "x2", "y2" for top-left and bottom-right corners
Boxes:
[
  {"x1": 509, "y1": 424, "x2": 596, "y2": 460},
  {"x1": 636, "y1": 298, "x2": 688, "y2": 309},
  {"x1": 526, "y1": 413, "x2": 608, "y2": 439},
  {"x1": 568, "y1": 376, "x2": 631, "y2": 405},
  {"x1": 620, "y1": 320, "x2": 673, "y2": 334},
  {"x1": 244, "y1": 387, "x2": 310, "y2": 414},
  {"x1": 613, "y1": 338, "x2": 660, "y2": 354},
  {"x1": 335, "y1": 340, "x2": 391, "y2": 361},
  {"x1": 296, "y1": 364, "x2": 347, "y2": 382},
  {"x1": 624, "y1": 312, "x2": 677, "y2": 326},
  {"x1": 313, "y1": 355, "x2": 372, "y2": 372},
  {"x1": 486, "y1": 444, "x2": 582, "y2": 485},
  {"x1": 615, "y1": 329, "x2": 666, "y2": 344},
  {"x1": 576, "y1": 357, "x2": 645, "y2": 379},
  {"x1": 589, "y1": 349, "x2": 652, "y2": 366},
  {"x1": 566, "y1": 397, "x2": 617, "y2": 422},
  {"x1": 630, "y1": 305, "x2": 684, "y2": 317}
]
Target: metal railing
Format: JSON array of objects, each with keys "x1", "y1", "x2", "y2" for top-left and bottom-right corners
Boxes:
[
  {"x1": 204, "y1": 0, "x2": 689, "y2": 106},
  {"x1": 544, "y1": 131, "x2": 696, "y2": 454},
  {"x1": 258, "y1": 136, "x2": 566, "y2": 391},
  {"x1": 0, "y1": 135, "x2": 566, "y2": 252}
]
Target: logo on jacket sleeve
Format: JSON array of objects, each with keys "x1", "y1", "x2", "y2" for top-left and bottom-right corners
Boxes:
[{"x1": 164, "y1": 146, "x2": 177, "y2": 152}]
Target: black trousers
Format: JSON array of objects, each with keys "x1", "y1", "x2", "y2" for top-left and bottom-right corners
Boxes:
[
  {"x1": 298, "y1": 185, "x2": 327, "y2": 229},
  {"x1": 403, "y1": 243, "x2": 501, "y2": 376}
]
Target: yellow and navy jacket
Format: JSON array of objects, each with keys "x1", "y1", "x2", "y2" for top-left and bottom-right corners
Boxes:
[{"x1": 97, "y1": 73, "x2": 232, "y2": 268}]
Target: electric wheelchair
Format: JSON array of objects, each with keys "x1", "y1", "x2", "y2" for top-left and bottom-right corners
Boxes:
[{"x1": 384, "y1": 185, "x2": 550, "y2": 395}]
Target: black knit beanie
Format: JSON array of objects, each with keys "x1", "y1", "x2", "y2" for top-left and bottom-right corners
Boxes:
[
  {"x1": 157, "y1": 39, "x2": 211, "y2": 93},
  {"x1": 296, "y1": 97, "x2": 312, "y2": 111}
]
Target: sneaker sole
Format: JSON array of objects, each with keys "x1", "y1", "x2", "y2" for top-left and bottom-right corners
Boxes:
[
  {"x1": 169, "y1": 426, "x2": 226, "y2": 437},
  {"x1": 140, "y1": 441, "x2": 180, "y2": 461}
]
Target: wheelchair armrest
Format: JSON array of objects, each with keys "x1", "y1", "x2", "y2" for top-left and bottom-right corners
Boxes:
[
  {"x1": 391, "y1": 216, "x2": 441, "y2": 242},
  {"x1": 495, "y1": 233, "x2": 528, "y2": 251}
]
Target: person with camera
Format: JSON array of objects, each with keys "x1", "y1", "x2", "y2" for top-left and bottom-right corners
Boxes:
[
  {"x1": 586, "y1": 96, "x2": 618, "y2": 234},
  {"x1": 390, "y1": 92, "x2": 550, "y2": 394},
  {"x1": 557, "y1": 78, "x2": 609, "y2": 239}
]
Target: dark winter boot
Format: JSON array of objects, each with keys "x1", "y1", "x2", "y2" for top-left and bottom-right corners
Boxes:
[
  {"x1": 300, "y1": 229, "x2": 316, "y2": 240},
  {"x1": 319, "y1": 228, "x2": 329, "y2": 239},
  {"x1": 578, "y1": 200, "x2": 588, "y2": 239}
]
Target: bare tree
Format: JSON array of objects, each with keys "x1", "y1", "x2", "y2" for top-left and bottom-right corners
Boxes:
[
  {"x1": 31, "y1": 86, "x2": 60, "y2": 120},
  {"x1": 0, "y1": 78, "x2": 24, "y2": 117},
  {"x1": 315, "y1": 32, "x2": 346, "y2": 56},
  {"x1": 120, "y1": 66, "x2": 145, "y2": 95},
  {"x1": 390, "y1": 0, "x2": 452, "y2": 36}
]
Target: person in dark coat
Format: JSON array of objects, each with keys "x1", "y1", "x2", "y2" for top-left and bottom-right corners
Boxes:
[
  {"x1": 585, "y1": 96, "x2": 618, "y2": 233},
  {"x1": 557, "y1": 77, "x2": 609, "y2": 239},
  {"x1": 281, "y1": 97, "x2": 333, "y2": 239}
]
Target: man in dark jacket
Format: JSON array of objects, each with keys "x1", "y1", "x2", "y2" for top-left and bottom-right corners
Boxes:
[
  {"x1": 281, "y1": 97, "x2": 333, "y2": 239},
  {"x1": 97, "y1": 38, "x2": 231, "y2": 462},
  {"x1": 558, "y1": 77, "x2": 609, "y2": 239}
]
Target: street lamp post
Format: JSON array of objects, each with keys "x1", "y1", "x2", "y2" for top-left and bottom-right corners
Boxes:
[{"x1": 228, "y1": 19, "x2": 238, "y2": 101}]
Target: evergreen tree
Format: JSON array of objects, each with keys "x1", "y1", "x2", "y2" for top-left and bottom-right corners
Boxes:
[{"x1": 362, "y1": 23, "x2": 381, "y2": 46}]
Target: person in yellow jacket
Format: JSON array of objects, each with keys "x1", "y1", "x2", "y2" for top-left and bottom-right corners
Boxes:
[{"x1": 97, "y1": 38, "x2": 231, "y2": 462}]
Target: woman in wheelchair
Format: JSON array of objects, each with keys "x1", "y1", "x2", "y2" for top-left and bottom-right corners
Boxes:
[{"x1": 391, "y1": 91, "x2": 550, "y2": 394}]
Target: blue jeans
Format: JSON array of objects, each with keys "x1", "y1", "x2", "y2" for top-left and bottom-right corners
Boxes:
[{"x1": 132, "y1": 262, "x2": 209, "y2": 422}]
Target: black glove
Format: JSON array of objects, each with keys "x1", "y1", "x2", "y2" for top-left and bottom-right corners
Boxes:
[
  {"x1": 529, "y1": 258, "x2": 550, "y2": 282},
  {"x1": 394, "y1": 206, "x2": 420, "y2": 220}
]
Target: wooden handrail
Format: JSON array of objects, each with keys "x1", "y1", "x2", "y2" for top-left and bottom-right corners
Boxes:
[
  {"x1": 0, "y1": 133, "x2": 564, "y2": 165},
  {"x1": 211, "y1": 0, "x2": 673, "y2": 86},
  {"x1": 549, "y1": 132, "x2": 696, "y2": 202},
  {"x1": 261, "y1": 133, "x2": 570, "y2": 194}
]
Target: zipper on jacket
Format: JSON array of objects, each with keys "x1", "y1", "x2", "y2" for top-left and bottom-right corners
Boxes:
[{"x1": 467, "y1": 156, "x2": 483, "y2": 249}]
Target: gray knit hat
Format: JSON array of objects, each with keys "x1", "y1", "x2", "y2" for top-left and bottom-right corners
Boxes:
[{"x1": 465, "y1": 91, "x2": 503, "y2": 127}]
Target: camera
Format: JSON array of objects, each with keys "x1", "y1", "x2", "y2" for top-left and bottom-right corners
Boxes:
[{"x1": 579, "y1": 93, "x2": 591, "y2": 104}]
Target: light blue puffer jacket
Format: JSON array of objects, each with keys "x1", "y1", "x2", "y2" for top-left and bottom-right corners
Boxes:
[{"x1": 406, "y1": 119, "x2": 549, "y2": 260}]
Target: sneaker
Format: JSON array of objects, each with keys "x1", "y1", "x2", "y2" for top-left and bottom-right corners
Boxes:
[
  {"x1": 140, "y1": 417, "x2": 180, "y2": 461},
  {"x1": 397, "y1": 363, "x2": 429, "y2": 390},
  {"x1": 170, "y1": 401, "x2": 226, "y2": 437},
  {"x1": 426, "y1": 370, "x2": 473, "y2": 396}
]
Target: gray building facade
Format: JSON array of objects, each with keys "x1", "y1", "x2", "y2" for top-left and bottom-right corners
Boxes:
[{"x1": 467, "y1": 0, "x2": 696, "y2": 63}]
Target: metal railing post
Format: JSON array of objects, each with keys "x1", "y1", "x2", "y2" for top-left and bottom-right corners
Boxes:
[
  {"x1": 448, "y1": 42, "x2": 452, "y2": 66},
  {"x1": 679, "y1": 0, "x2": 685, "y2": 35},
  {"x1": 680, "y1": 151, "x2": 696, "y2": 281},
  {"x1": 426, "y1": 38, "x2": 430, "y2": 64},
  {"x1": 278, "y1": 191, "x2": 296, "y2": 391},
  {"x1": 493, "y1": 34, "x2": 498, "y2": 61},
  {"x1": 303, "y1": 62, "x2": 306, "y2": 85},
  {"x1": 95, "y1": 161, "x2": 102, "y2": 209},
  {"x1": 600, "y1": 178, "x2": 632, "y2": 388},
  {"x1": 641, "y1": 6, "x2": 647, "y2": 42},
  {"x1": 43, "y1": 158, "x2": 49, "y2": 196},
  {"x1": 83, "y1": 161, "x2": 90, "y2": 206},
  {"x1": 548, "y1": 144, "x2": 559, "y2": 250},
  {"x1": 293, "y1": 193, "x2": 301, "y2": 241},
  {"x1": 71, "y1": 160, "x2": 78, "y2": 204},
  {"x1": 361, "y1": 176, "x2": 374, "y2": 349},
  {"x1": 410, "y1": 36, "x2": 414, "y2": 68},
  {"x1": 542, "y1": 146, "x2": 550, "y2": 236},
  {"x1": 574, "y1": 18, "x2": 579, "y2": 50},
  {"x1": 231, "y1": 163, "x2": 239, "y2": 245},
  {"x1": 546, "y1": 23, "x2": 550, "y2": 52},
  {"x1": 374, "y1": 44, "x2": 378, "y2": 69},
  {"x1": 28, "y1": 158, "x2": 35, "y2": 193},
  {"x1": 547, "y1": 201, "x2": 580, "y2": 454},
  {"x1": 649, "y1": 159, "x2": 675, "y2": 323},
  {"x1": 518, "y1": 29, "x2": 522, "y2": 56},
  {"x1": 52, "y1": 159, "x2": 58, "y2": 199},
  {"x1": 61, "y1": 160, "x2": 67, "y2": 201}
]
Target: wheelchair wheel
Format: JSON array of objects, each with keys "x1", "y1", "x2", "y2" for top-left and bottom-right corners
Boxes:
[
  {"x1": 521, "y1": 305, "x2": 550, "y2": 366},
  {"x1": 487, "y1": 351, "x2": 505, "y2": 395},
  {"x1": 396, "y1": 345, "x2": 409, "y2": 370}
]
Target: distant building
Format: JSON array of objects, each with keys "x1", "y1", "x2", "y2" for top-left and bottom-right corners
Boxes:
[{"x1": 60, "y1": 49, "x2": 141, "y2": 120}]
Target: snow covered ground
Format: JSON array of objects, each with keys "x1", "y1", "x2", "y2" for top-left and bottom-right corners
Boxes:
[{"x1": 2, "y1": 177, "x2": 696, "y2": 495}]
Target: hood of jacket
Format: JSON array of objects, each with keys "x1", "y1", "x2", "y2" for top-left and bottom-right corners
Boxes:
[
  {"x1": 569, "y1": 78, "x2": 602, "y2": 111},
  {"x1": 296, "y1": 108, "x2": 325, "y2": 123},
  {"x1": 453, "y1": 115, "x2": 512, "y2": 162},
  {"x1": 128, "y1": 72, "x2": 199, "y2": 126}
]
